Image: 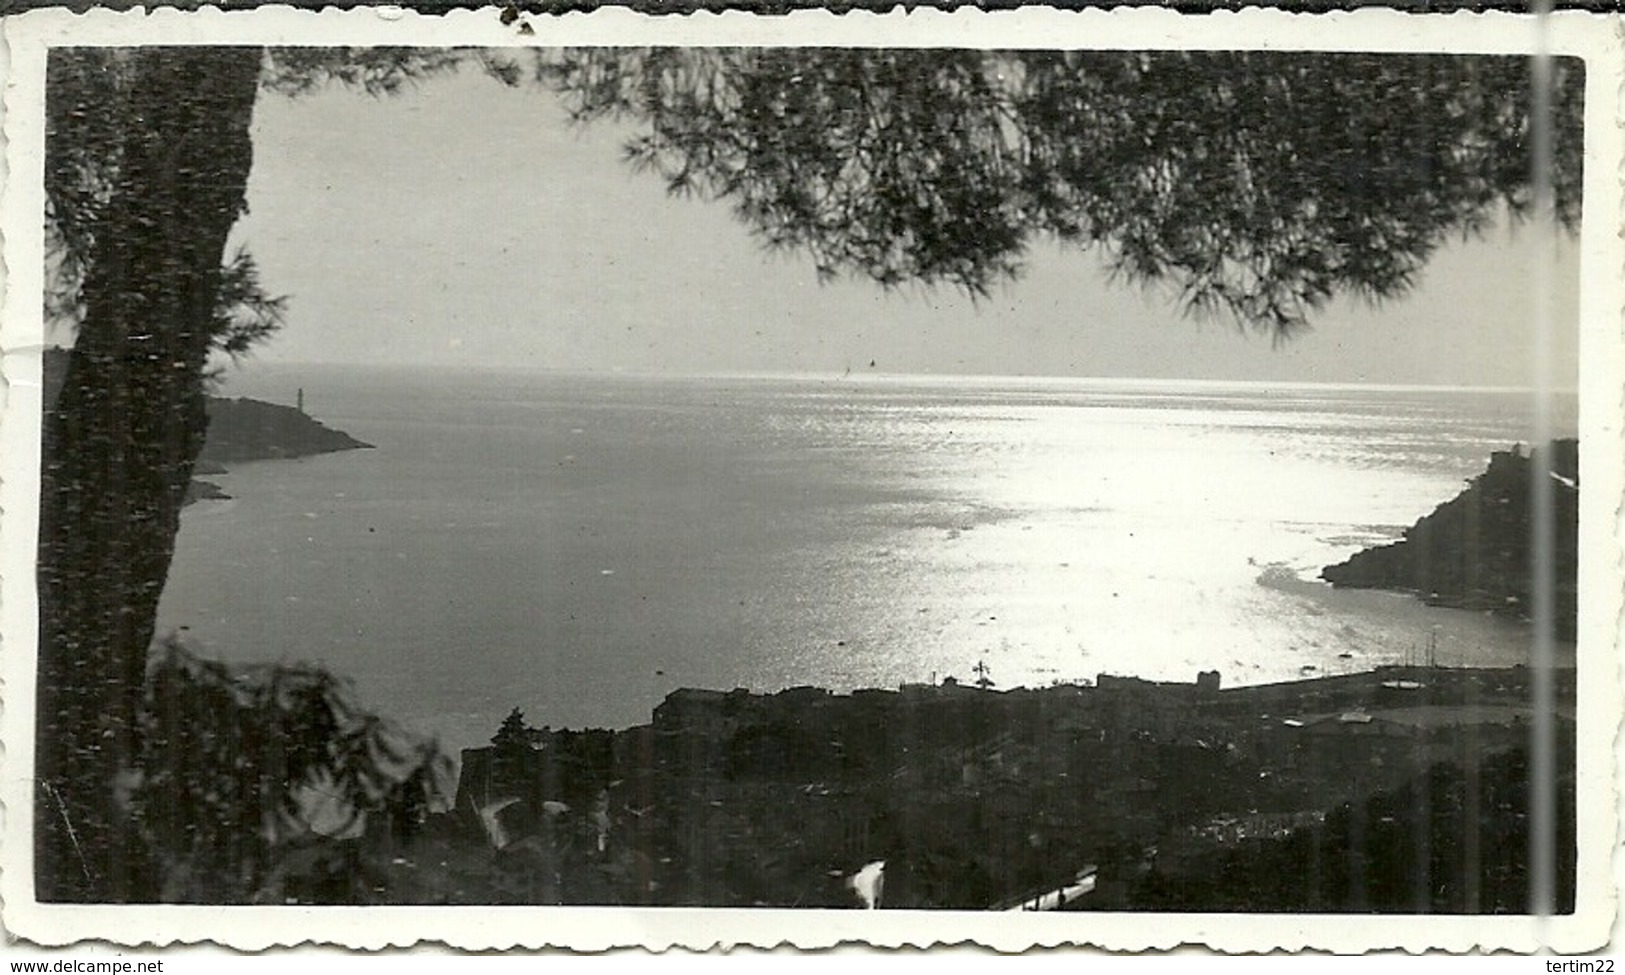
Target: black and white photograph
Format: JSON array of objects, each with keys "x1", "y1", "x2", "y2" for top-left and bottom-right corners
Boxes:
[{"x1": 2, "y1": 7, "x2": 1619, "y2": 953}]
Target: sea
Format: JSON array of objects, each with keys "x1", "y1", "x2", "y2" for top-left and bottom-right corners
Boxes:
[{"x1": 155, "y1": 365, "x2": 1579, "y2": 753}]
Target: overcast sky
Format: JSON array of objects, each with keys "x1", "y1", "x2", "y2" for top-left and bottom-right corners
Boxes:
[{"x1": 227, "y1": 66, "x2": 1581, "y2": 387}]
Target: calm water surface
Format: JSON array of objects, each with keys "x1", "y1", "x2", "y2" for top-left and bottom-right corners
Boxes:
[{"x1": 157, "y1": 366, "x2": 1578, "y2": 750}]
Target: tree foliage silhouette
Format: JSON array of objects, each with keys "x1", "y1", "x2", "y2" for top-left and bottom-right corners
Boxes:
[
  {"x1": 533, "y1": 48, "x2": 1582, "y2": 335},
  {"x1": 38, "y1": 45, "x2": 1581, "y2": 901},
  {"x1": 135, "y1": 639, "x2": 452, "y2": 903},
  {"x1": 38, "y1": 45, "x2": 500, "y2": 902}
]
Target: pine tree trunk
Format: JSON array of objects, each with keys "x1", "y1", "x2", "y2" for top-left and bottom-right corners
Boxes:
[{"x1": 36, "y1": 47, "x2": 263, "y2": 902}]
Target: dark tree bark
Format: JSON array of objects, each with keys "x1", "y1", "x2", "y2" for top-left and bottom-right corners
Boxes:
[{"x1": 36, "y1": 47, "x2": 263, "y2": 902}]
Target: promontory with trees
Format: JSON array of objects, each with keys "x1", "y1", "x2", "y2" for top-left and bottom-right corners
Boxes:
[{"x1": 1322, "y1": 440, "x2": 1580, "y2": 641}]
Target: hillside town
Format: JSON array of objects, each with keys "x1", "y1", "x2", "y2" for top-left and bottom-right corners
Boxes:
[{"x1": 358, "y1": 662, "x2": 1572, "y2": 910}]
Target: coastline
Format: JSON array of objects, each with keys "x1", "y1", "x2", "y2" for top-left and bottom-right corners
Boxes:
[{"x1": 155, "y1": 370, "x2": 1577, "y2": 751}]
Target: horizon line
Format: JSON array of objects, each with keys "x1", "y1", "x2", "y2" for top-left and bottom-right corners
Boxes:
[{"x1": 215, "y1": 356, "x2": 1583, "y2": 397}]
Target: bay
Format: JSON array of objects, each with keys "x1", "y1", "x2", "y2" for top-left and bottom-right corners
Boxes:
[{"x1": 157, "y1": 365, "x2": 1578, "y2": 752}]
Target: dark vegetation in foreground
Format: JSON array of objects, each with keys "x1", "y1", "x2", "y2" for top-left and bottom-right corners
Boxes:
[
  {"x1": 1323, "y1": 440, "x2": 1579, "y2": 641},
  {"x1": 99, "y1": 654, "x2": 1573, "y2": 912},
  {"x1": 1132, "y1": 746, "x2": 1573, "y2": 913}
]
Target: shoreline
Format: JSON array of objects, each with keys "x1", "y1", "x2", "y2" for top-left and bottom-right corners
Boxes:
[
  {"x1": 157, "y1": 539, "x2": 1576, "y2": 759},
  {"x1": 457, "y1": 656, "x2": 1579, "y2": 740},
  {"x1": 381, "y1": 661, "x2": 1575, "y2": 909}
]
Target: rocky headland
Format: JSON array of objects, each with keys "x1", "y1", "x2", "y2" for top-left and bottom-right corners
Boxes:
[
  {"x1": 43, "y1": 347, "x2": 372, "y2": 503},
  {"x1": 196, "y1": 395, "x2": 372, "y2": 465},
  {"x1": 1321, "y1": 440, "x2": 1579, "y2": 640}
]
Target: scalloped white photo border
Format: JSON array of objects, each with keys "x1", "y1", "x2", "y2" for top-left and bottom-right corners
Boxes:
[{"x1": 1, "y1": 5, "x2": 1620, "y2": 953}]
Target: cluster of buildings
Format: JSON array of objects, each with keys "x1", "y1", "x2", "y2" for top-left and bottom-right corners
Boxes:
[{"x1": 446, "y1": 663, "x2": 1571, "y2": 908}]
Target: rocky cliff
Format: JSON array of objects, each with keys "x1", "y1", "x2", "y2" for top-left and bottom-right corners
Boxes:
[{"x1": 1321, "y1": 440, "x2": 1578, "y2": 640}]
